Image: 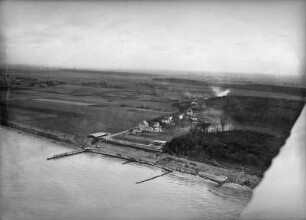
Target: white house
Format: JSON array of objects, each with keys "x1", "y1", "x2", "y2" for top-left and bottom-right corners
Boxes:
[
  {"x1": 135, "y1": 120, "x2": 150, "y2": 131},
  {"x1": 162, "y1": 116, "x2": 173, "y2": 124}
]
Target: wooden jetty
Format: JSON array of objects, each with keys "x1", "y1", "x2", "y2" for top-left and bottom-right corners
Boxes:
[
  {"x1": 47, "y1": 149, "x2": 86, "y2": 160},
  {"x1": 136, "y1": 171, "x2": 173, "y2": 184}
]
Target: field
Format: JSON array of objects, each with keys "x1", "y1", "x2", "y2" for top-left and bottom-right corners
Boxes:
[
  {"x1": 1, "y1": 68, "x2": 184, "y2": 137},
  {"x1": 1, "y1": 67, "x2": 305, "y2": 139}
]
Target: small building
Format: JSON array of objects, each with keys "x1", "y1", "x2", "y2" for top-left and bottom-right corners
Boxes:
[
  {"x1": 190, "y1": 117, "x2": 198, "y2": 123},
  {"x1": 88, "y1": 132, "x2": 109, "y2": 139},
  {"x1": 152, "y1": 122, "x2": 160, "y2": 128},
  {"x1": 186, "y1": 107, "x2": 193, "y2": 116},
  {"x1": 152, "y1": 122, "x2": 163, "y2": 132},
  {"x1": 162, "y1": 116, "x2": 173, "y2": 124},
  {"x1": 205, "y1": 123, "x2": 233, "y2": 133},
  {"x1": 135, "y1": 120, "x2": 149, "y2": 131},
  {"x1": 135, "y1": 120, "x2": 156, "y2": 132},
  {"x1": 152, "y1": 140, "x2": 167, "y2": 146},
  {"x1": 191, "y1": 101, "x2": 199, "y2": 109},
  {"x1": 153, "y1": 127, "x2": 163, "y2": 132},
  {"x1": 178, "y1": 114, "x2": 184, "y2": 120}
]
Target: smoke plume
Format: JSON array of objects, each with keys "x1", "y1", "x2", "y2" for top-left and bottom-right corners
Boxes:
[{"x1": 211, "y1": 86, "x2": 230, "y2": 97}]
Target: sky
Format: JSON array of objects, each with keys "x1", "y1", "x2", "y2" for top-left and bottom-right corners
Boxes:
[{"x1": 1, "y1": 0, "x2": 305, "y2": 77}]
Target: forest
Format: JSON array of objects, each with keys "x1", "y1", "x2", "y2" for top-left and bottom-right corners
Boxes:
[{"x1": 164, "y1": 96, "x2": 304, "y2": 172}]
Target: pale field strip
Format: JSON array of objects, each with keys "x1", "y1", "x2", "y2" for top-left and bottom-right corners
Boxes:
[{"x1": 35, "y1": 98, "x2": 96, "y2": 106}]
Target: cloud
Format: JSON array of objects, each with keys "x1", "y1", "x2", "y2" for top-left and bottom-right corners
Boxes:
[{"x1": 1, "y1": 0, "x2": 305, "y2": 77}]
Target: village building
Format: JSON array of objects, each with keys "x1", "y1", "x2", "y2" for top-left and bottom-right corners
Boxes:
[
  {"x1": 178, "y1": 114, "x2": 184, "y2": 120},
  {"x1": 161, "y1": 116, "x2": 173, "y2": 124},
  {"x1": 186, "y1": 107, "x2": 193, "y2": 116},
  {"x1": 136, "y1": 120, "x2": 149, "y2": 130},
  {"x1": 206, "y1": 123, "x2": 233, "y2": 133},
  {"x1": 133, "y1": 120, "x2": 163, "y2": 133},
  {"x1": 190, "y1": 117, "x2": 198, "y2": 123},
  {"x1": 152, "y1": 121, "x2": 163, "y2": 132},
  {"x1": 88, "y1": 132, "x2": 109, "y2": 139},
  {"x1": 153, "y1": 126, "x2": 163, "y2": 132},
  {"x1": 152, "y1": 122, "x2": 160, "y2": 127},
  {"x1": 134, "y1": 120, "x2": 153, "y2": 132},
  {"x1": 87, "y1": 132, "x2": 109, "y2": 145},
  {"x1": 152, "y1": 140, "x2": 167, "y2": 146},
  {"x1": 191, "y1": 101, "x2": 199, "y2": 109}
]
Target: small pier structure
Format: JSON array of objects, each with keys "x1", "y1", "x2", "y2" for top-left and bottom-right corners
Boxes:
[
  {"x1": 47, "y1": 148, "x2": 92, "y2": 160},
  {"x1": 136, "y1": 171, "x2": 173, "y2": 184}
]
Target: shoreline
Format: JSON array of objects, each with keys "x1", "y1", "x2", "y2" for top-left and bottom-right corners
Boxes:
[{"x1": 2, "y1": 122, "x2": 256, "y2": 190}]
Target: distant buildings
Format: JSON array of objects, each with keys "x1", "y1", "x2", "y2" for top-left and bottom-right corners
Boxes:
[
  {"x1": 134, "y1": 120, "x2": 163, "y2": 133},
  {"x1": 206, "y1": 123, "x2": 233, "y2": 133}
]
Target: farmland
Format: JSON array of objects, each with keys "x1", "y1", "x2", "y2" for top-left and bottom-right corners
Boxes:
[{"x1": 1, "y1": 66, "x2": 305, "y2": 147}]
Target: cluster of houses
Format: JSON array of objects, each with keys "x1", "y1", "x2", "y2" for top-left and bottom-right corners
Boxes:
[
  {"x1": 11, "y1": 77, "x2": 63, "y2": 88},
  {"x1": 133, "y1": 120, "x2": 163, "y2": 133},
  {"x1": 206, "y1": 123, "x2": 233, "y2": 133},
  {"x1": 131, "y1": 99, "x2": 211, "y2": 134},
  {"x1": 133, "y1": 105, "x2": 203, "y2": 134}
]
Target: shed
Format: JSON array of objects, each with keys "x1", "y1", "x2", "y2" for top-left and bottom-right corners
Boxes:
[
  {"x1": 152, "y1": 140, "x2": 167, "y2": 146},
  {"x1": 88, "y1": 132, "x2": 109, "y2": 138}
]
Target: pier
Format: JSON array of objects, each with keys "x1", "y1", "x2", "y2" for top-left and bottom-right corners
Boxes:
[
  {"x1": 136, "y1": 171, "x2": 173, "y2": 184},
  {"x1": 47, "y1": 149, "x2": 87, "y2": 160}
]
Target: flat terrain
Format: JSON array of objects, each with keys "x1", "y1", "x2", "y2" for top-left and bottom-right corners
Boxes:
[
  {"x1": 1, "y1": 68, "x2": 182, "y2": 137},
  {"x1": 1, "y1": 67, "x2": 305, "y2": 140},
  {"x1": 1, "y1": 67, "x2": 305, "y2": 188}
]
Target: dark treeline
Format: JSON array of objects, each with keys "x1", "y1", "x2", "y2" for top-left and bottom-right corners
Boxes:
[
  {"x1": 164, "y1": 129, "x2": 286, "y2": 172},
  {"x1": 164, "y1": 96, "x2": 304, "y2": 172},
  {"x1": 205, "y1": 96, "x2": 304, "y2": 134},
  {"x1": 218, "y1": 84, "x2": 306, "y2": 97}
]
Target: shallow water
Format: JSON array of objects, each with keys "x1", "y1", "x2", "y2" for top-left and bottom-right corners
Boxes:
[{"x1": 0, "y1": 127, "x2": 252, "y2": 220}]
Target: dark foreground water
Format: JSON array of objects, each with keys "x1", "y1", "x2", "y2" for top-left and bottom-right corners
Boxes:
[{"x1": 0, "y1": 127, "x2": 251, "y2": 220}]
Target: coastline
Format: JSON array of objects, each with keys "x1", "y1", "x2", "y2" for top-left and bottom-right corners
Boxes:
[{"x1": 2, "y1": 122, "x2": 257, "y2": 190}]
